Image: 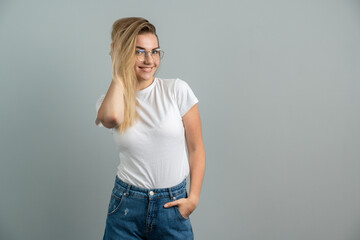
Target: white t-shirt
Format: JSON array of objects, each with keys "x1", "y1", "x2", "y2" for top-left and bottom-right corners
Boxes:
[{"x1": 95, "y1": 77, "x2": 199, "y2": 189}]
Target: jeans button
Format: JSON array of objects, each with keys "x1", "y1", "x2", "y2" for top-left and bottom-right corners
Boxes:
[{"x1": 149, "y1": 191, "x2": 154, "y2": 196}]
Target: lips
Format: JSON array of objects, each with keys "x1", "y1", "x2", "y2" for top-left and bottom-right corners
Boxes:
[{"x1": 139, "y1": 67, "x2": 153, "y2": 72}]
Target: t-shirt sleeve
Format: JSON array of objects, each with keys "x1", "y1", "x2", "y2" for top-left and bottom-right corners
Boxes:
[
  {"x1": 174, "y1": 78, "x2": 199, "y2": 117},
  {"x1": 95, "y1": 94, "x2": 114, "y2": 133}
]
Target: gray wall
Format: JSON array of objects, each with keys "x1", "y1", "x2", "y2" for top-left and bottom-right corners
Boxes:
[{"x1": 1, "y1": 0, "x2": 360, "y2": 239}]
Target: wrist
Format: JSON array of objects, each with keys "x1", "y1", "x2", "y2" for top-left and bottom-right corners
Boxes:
[{"x1": 188, "y1": 194, "x2": 200, "y2": 206}]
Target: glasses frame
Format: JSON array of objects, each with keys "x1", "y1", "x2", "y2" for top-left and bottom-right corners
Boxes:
[{"x1": 135, "y1": 48, "x2": 164, "y2": 62}]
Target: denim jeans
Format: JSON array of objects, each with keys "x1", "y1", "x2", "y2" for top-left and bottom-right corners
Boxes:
[{"x1": 103, "y1": 175, "x2": 194, "y2": 240}]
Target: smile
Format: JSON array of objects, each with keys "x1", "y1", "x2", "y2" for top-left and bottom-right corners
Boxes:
[{"x1": 139, "y1": 67, "x2": 153, "y2": 72}]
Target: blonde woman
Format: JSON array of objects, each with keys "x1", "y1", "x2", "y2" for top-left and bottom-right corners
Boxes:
[{"x1": 95, "y1": 17, "x2": 205, "y2": 240}]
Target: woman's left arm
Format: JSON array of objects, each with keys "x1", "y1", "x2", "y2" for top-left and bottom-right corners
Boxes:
[{"x1": 164, "y1": 103, "x2": 206, "y2": 218}]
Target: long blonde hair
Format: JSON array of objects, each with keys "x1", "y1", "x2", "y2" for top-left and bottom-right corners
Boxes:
[{"x1": 110, "y1": 17, "x2": 160, "y2": 134}]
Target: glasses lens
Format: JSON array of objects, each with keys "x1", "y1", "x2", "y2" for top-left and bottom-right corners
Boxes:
[
  {"x1": 158, "y1": 50, "x2": 164, "y2": 60},
  {"x1": 136, "y1": 50, "x2": 144, "y2": 61},
  {"x1": 152, "y1": 50, "x2": 159, "y2": 60},
  {"x1": 136, "y1": 50, "x2": 164, "y2": 61}
]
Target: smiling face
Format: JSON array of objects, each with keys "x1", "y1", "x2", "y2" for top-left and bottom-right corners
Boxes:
[{"x1": 134, "y1": 33, "x2": 160, "y2": 88}]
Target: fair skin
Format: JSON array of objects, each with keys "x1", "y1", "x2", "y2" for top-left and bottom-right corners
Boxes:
[
  {"x1": 95, "y1": 33, "x2": 158, "y2": 128},
  {"x1": 164, "y1": 103, "x2": 206, "y2": 219},
  {"x1": 133, "y1": 33, "x2": 159, "y2": 90},
  {"x1": 101, "y1": 33, "x2": 206, "y2": 219},
  {"x1": 110, "y1": 33, "x2": 159, "y2": 90}
]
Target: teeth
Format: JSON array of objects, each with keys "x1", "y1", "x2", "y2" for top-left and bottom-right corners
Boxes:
[{"x1": 140, "y1": 67, "x2": 152, "y2": 72}]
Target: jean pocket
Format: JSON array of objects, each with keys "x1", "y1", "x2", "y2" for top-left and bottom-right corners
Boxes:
[
  {"x1": 107, "y1": 192, "x2": 124, "y2": 216},
  {"x1": 174, "y1": 205, "x2": 189, "y2": 220},
  {"x1": 172, "y1": 191, "x2": 189, "y2": 220}
]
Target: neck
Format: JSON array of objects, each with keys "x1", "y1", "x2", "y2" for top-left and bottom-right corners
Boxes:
[{"x1": 137, "y1": 77, "x2": 155, "y2": 91}]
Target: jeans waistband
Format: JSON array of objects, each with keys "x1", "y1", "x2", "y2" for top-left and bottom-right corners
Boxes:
[{"x1": 114, "y1": 175, "x2": 187, "y2": 199}]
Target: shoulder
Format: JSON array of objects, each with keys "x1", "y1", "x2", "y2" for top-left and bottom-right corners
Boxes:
[
  {"x1": 156, "y1": 77, "x2": 190, "y2": 91},
  {"x1": 174, "y1": 78, "x2": 191, "y2": 90},
  {"x1": 156, "y1": 77, "x2": 178, "y2": 96},
  {"x1": 156, "y1": 77, "x2": 177, "y2": 88}
]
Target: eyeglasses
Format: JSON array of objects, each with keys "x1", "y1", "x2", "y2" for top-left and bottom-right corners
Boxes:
[{"x1": 135, "y1": 49, "x2": 164, "y2": 62}]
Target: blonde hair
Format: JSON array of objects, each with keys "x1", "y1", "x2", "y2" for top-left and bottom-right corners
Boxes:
[{"x1": 110, "y1": 17, "x2": 160, "y2": 134}]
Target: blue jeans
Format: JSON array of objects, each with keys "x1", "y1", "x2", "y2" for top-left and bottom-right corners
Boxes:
[{"x1": 103, "y1": 175, "x2": 194, "y2": 240}]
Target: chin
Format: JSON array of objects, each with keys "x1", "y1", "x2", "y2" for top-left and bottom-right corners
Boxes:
[
  {"x1": 136, "y1": 67, "x2": 157, "y2": 79},
  {"x1": 136, "y1": 73, "x2": 155, "y2": 81}
]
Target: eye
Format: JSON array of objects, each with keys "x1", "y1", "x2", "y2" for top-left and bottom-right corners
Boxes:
[
  {"x1": 136, "y1": 50, "x2": 145, "y2": 55},
  {"x1": 152, "y1": 50, "x2": 159, "y2": 54}
]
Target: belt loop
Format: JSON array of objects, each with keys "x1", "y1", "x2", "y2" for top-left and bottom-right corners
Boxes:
[
  {"x1": 124, "y1": 184, "x2": 131, "y2": 197},
  {"x1": 168, "y1": 187, "x2": 173, "y2": 199}
]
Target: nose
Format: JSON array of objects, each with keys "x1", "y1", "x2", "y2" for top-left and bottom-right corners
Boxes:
[
  {"x1": 143, "y1": 52, "x2": 154, "y2": 64},
  {"x1": 144, "y1": 52, "x2": 154, "y2": 63}
]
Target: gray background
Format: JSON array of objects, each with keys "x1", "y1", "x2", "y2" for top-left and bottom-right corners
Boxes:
[{"x1": 1, "y1": 0, "x2": 359, "y2": 239}]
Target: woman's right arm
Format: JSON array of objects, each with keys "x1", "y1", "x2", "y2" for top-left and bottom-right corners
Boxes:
[{"x1": 96, "y1": 79, "x2": 125, "y2": 129}]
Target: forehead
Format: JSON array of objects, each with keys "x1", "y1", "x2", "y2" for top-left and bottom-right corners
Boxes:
[{"x1": 135, "y1": 33, "x2": 159, "y2": 49}]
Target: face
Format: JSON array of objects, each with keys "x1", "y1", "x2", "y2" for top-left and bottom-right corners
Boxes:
[{"x1": 134, "y1": 33, "x2": 160, "y2": 82}]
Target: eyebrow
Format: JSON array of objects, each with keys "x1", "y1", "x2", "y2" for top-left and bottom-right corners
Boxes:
[{"x1": 135, "y1": 46, "x2": 160, "y2": 50}]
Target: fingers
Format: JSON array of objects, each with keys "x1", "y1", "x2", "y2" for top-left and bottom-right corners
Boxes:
[
  {"x1": 164, "y1": 199, "x2": 182, "y2": 208},
  {"x1": 163, "y1": 198, "x2": 194, "y2": 219}
]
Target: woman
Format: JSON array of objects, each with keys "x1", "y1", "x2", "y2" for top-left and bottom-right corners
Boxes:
[{"x1": 95, "y1": 17, "x2": 206, "y2": 240}]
